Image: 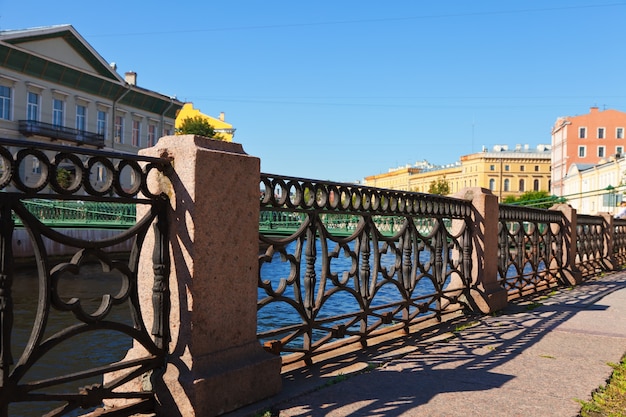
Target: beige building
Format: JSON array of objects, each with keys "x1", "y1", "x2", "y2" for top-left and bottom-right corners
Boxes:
[
  {"x1": 0, "y1": 25, "x2": 184, "y2": 153},
  {"x1": 562, "y1": 156, "x2": 626, "y2": 215},
  {"x1": 364, "y1": 144, "x2": 553, "y2": 201}
]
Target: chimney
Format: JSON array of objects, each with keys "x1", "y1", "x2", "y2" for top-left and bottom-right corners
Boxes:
[
  {"x1": 590, "y1": 106, "x2": 599, "y2": 113},
  {"x1": 219, "y1": 112, "x2": 225, "y2": 121},
  {"x1": 125, "y1": 71, "x2": 137, "y2": 86}
]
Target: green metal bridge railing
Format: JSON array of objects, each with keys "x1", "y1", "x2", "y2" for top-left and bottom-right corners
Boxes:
[{"x1": 16, "y1": 199, "x2": 136, "y2": 229}]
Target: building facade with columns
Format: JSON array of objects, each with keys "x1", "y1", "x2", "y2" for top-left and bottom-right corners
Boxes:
[
  {"x1": 562, "y1": 156, "x2": 626, "y2": 215},
  {"x1": 364, "y1": 144, "x2": 552, "y2": 201}
]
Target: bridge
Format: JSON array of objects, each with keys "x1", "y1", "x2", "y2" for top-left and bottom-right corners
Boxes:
[
  {"x1": 20, "y1": 201, "x2": 407, "y2": 237},
  {"x1": 0, "y1": 136, "x2": 624, "y2": 417},
  {"x1": 18, "y1": 199, "x2": 136, "y2": 229}
]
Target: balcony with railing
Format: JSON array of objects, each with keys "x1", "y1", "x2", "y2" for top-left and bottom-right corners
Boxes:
[{"x1": 18, "y1": 120, "x2": 105, "y2": 148}]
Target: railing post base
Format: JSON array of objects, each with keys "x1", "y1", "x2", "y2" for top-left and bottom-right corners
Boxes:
[
  {"x1": 112, "y1": 135, "x2": 282, "y2": 417},
  {"x1": 551, "y1": 203, "x2": 583, "y2": 285},
  {"x1": 455, "y1": 187, "x2": 508, "y2": 314},
  {"x1": 467, "y1": 282, "x2": 508, "y2": 314}
]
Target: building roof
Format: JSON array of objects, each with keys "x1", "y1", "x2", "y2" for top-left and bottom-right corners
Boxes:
[{"x1": 0, "y1": 24, "x2": 183, "y2": 118}]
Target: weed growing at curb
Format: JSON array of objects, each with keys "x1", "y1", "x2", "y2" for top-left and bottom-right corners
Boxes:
[{"x1": 578, "y1": 355, "x2": 626, "y2": 416}]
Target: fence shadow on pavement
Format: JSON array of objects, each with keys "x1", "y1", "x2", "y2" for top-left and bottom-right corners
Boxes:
[{"x1": 228, "y1": 271, "x2": 626, "y2": 417}]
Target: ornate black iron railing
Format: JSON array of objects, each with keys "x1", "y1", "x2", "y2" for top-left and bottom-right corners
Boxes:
[
  {"x1": 258, "y1": 174, "x2": 474, "y2": 362},
  {"x1": 576, "y1": 214, "x2": 608, "y2": 277},
  {"x1": 613, "y1": 218, "x2": 626, "y2": 264},
  {"x1": 0, "y1": 138, "x2": 170, "y2": 416},
  {"x1": 497, "y1": 204, "x2": 565, "y2": 298}
]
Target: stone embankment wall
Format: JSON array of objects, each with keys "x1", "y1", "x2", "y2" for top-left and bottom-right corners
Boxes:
[{"x1": 13, "y1": 228, "x2": 131, "y2": 261}]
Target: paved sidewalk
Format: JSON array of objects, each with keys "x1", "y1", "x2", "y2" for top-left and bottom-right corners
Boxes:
[{"x1": 228, "y1": 271, "x2": 626, "y2": 417}]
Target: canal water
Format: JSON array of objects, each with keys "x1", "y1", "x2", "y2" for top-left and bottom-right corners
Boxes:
[
  {"x1": 10, "y1": 262, "x2": 132, "y2": 417},
  {"x1": 257, "y1": 238, "x2": 450, "y2": 350},
  {"x1": 12, "y1": 236, "x2": 532, "y2": 416},
  {"x1": 12, "y1": 238, "x2": 444, "y2": 415}
]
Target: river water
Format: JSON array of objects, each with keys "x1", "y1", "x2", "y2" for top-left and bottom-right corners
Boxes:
[
  {"x1": 10, "y1": 263, "x2": 132, "y2": 417},
  {"x1": 12, "y1": 237, "x2": 496, "y2": 416}
]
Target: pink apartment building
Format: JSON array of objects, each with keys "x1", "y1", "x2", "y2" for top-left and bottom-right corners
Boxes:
[{"x1": 551, "y1": 106, "x2": 626, "y2": 196}]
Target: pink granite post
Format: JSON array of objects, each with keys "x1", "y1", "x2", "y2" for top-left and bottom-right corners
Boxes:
[
  {"x1": 550, "y1": 204, "x2": 583, "y2": 286},
  {"x1": 599, "y1": 212, "x2": 617, "y2": 270},
  {"x1": 131, "y1": 135, "x2": 282, "y2": 416},
  {"x1": 453, "y1": 187, "x2": 507, "y2": 313}
]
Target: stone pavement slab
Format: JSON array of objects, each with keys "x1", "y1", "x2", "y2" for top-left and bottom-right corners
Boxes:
[{"x1": 227, "y1": 272, "x2": 626, "y2": 417}]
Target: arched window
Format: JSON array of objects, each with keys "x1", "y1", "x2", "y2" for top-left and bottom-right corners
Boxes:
[
  {"x1": 534, "y1": 179, "x2": 540, "y2": 191},
  {"x1": 489, "y1": 178, "x2": 495, "y2": 191},
  {"x1": 519, "y1": 179, "x2": 525, "y2": 192},
  {"x1": 504, "y1": 179, "x2": 510, "y2": 192}
]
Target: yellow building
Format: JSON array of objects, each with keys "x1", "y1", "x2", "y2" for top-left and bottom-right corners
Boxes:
[
  {"x1": 175, "y1": 103, "x2": 236, "y2": 142},
  {"x1": 364, "y1": 160, "x2": 437, "y2": 191},
  {"x1": 364, "y1": 144, "x2": 553, "y2": 201}
]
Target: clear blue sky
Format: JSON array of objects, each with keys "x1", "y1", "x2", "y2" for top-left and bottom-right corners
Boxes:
[{"x1": 2, "y1": 1, "x2": 625, "y2": 183}]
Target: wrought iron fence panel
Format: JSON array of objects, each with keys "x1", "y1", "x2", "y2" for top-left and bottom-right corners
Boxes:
[
  {"x1": 497, "y1": 205, "x2": 565, "y2": 298},
  {"x1": 0, "y1": 138, "x2": 170, "y2": 416},
  {"x1": 576, "y1": 214, "x2": 607, "y2": 277},
  {"x1": 613, "y1": 218, "x2": 626, "y2": 264},
  {"x1": 258, "y1": 174, "x2": 473, "y2": 362}
]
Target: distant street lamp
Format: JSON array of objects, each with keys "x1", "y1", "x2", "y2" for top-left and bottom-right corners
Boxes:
[{"x1": 606, "y1": 185, "x2": 616, "y2": 210}]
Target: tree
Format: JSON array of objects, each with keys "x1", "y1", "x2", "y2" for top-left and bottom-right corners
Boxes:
[
  {"x1": 428, "y1": 177, "x2": 450, "y2": 195},
  {"x1": 176, "y1": 116, "x2": 221, "y2": 139},
  {"x1": 56, "y1": 167, "x2": 72, "y2": 189},
  {"x1": 503, "y1": 190, "x2": 562, "y2": 209}
]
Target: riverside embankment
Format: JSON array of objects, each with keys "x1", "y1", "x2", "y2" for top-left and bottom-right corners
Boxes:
[{"x1": 229, "y1": 270, "x2": 626, "y2": 417}]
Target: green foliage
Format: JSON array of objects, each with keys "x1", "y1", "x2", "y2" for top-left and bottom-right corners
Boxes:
[
  {"x1": 502, "y1": 195, "x2": 517, "y2": 204},
  {"x1": 428, "y1": 177, "x2": 450, "y2": 195},
  {"x1": 176, "y1": 116, "x2": 221, "y2": 139},
  {"x1": 503, "y1": 190, "x2": 562, "y2": 209},
  {"x1": 56, "y1": 167, "x2": 72, "y2": 189}
]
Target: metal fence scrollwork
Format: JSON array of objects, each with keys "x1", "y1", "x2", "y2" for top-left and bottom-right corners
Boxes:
[
  {"x1": 497, "y1": 205, "x2": 565, "y2": 298},
  {"x1": 0, "y1": 138, "x2": 171, "y2": 416},
  {"x1": 258, "y1": 174, "x2": 474, "y2": 363}
]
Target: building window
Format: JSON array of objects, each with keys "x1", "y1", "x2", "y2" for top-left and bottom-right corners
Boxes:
[
  {"x1": 519, "y1": 179, "x2": 525, "y2": 192},
  {"x1": 617, "y1": 127, "x2": 624, "y2": 139},
  {"x1": 520, "y1": 165, "x2": 525, "y2": 172},
  {"x1": 598, "y1": 127, "x2": 605, "y2": 139},
  {"x1": 578, "y1": 146, "x2": 586, "y2": 157},
  {"x1": 132, "y1": 120, "x2": 141, "y2": 147},
  {"x1": 504, "y1": 179, "x2": 510, "y2": 192},
  {"x1": 534, "y1": 179, "x2": 540, "y2": 191},
  {"x1": 115, "y1": 116, "x2": 124, "y2": 143},
  {"x1": 504, "y1": 165, "x2": 510, "y2": 171},
  {"x1": 534, "y1": 165, "x2": 539, "y2": 172},
  {"x1": 617, "y1": 146, "x2": 623, "y2": 156},
  {"x1": 579, "y1": 127, "x2": 586, "y2": 139},
  {"x1": 76, "y1": 105, "x2": 87, "y2": 131},
  {"x1": 489, "y1": 165, "x2": 495, "y2": 171},
  {"x1": 0, "y1": 85, "x2": 12, "y2": 120},
  {"x1": 598, "y1": 146, "x2": 605, "y2": 158},
  {"x1": 489, "y1": 178, "x2": 495, "y2": 191},
  {"x1": 27, "y1": 92, "x2": 39, "y2": 121},
  {"x1": 148, "y1": 124, "x2": 157, "y2": 146},
  {"x1": 32, "y1": 158, "x2": 40, "y2": 174},
  {"x1": 97, "y1": 165, "x2": 106, "y2": 183},
  {"x1": 52, "y1": 98, "x2": 64, "y2": 127},
  {"x1": 97, "y1": 110, "x2": 107, "y2": 136}
]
